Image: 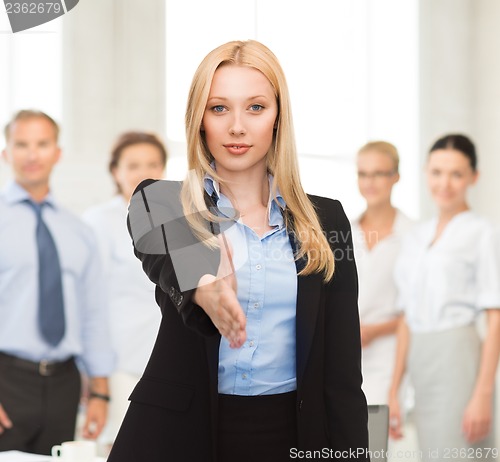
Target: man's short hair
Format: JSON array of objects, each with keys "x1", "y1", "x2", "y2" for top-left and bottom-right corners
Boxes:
[{"x1": 4, "y1": 109, "x2": 60, "y2": 142}]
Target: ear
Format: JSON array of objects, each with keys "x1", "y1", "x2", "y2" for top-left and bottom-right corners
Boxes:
[
  {"x1": 1, "y1": 148, "x2": 9, "y2": 164},
  {"x1": 471, "y1": 169, "x2": 480, "y2": 185},
  {"x1": 110, "y1": 165, "x2": 119, "y2": 182}
]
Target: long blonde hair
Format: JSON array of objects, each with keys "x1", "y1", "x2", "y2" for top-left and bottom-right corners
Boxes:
[{"x1": 181, "y1": 40, "x2": 334, "y2": 281}]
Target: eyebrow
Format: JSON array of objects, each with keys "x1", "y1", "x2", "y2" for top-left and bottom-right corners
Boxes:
[{"x1": 207, "y1": 95, "x2": 270, "y2": 103}]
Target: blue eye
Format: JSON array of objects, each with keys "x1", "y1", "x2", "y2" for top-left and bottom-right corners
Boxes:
[
  {"x1": 211, "y1": 105, "x2": 225, "y2": 113},
  {"x1": 250, "y1": 104, "x2": 263, "y2": 111}
]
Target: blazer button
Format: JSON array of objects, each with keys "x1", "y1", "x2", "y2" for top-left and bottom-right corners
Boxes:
[{"x1": 299, "y1": 400, "x2": 303, "y2": 411}]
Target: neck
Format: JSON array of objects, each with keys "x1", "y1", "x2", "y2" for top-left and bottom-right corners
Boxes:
[
  {"x1": 438, "y1": 202, "x2": 469, "y2": 224},
  {"x1": 218, "y1": 168, "x2": 270, "y2": 211},
  {"x1": 361, "y1": 202, "x2": 395, "y2": 225},
  {"x1": 18, "y1": 181, "x2": 50, "y2": 203}
]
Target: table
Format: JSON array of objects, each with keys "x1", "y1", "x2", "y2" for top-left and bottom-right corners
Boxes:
[{"x1": 0, "y1": 451, "x2": 106, "y2": 461}]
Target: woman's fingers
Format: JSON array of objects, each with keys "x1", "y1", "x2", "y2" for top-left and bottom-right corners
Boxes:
[
  {"x1": 194, "y1": 233, "x2": 246, "y2": 347},
  {"x1": 388, "y1": 398, "x2": 403, "y2": 440},
  {"x1": 463, "y1": 414, "x2": 491, "y2": 444},
  {"x1": 462, "y1": 396, "x2": 493, "y2": 444},
  {"x1": 216, "y1": 280, "x2": 246, "y2": 348},
  {"x1": 0, "y1": 404, "x2": 13, "y2": 434}
]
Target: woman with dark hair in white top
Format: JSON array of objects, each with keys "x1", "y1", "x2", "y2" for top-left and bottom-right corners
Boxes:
[{"x1": 389, "y1": 134, "x2": 500, "y2": 461}]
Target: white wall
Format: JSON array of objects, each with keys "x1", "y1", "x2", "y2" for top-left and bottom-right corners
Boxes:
[
  {"x1": 419, "y1": 0, "x2": 500, "y2": 225},
  {"x1": 164, "y1": 0, "x2": 420, "y2": 221},
  {"x1": 58, "y1": 0, "x2": 166, "y2": 212},
  {"x1": 472, "y1": 0, "x2": 500, "y2": 225}
]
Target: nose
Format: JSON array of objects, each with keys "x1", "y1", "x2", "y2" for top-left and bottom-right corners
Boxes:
[
  {"x1": 439, "y1": 174, "x2": 452, "y2": 189},
  {"x1": 26, "y1": 147, "x2": 39, "y2": 161},
  {"x1": 229, "y1": 112, "x2": 246, "y2": 136}
]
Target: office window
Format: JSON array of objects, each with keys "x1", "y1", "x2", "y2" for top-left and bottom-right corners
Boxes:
[
  {"x1": 0, "y1": 10, "x2": 62, "y2": 184},
  {"x1": 166, "y1": 0, "x2": 419, "y2": 218}
]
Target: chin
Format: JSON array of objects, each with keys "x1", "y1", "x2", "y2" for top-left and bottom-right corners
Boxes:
[
  {"x1": 436, "y1": 200, "x2": 461, "y2": 212},
  {"x1": 365, "y1": 197, "x2": 385, "y2": 207},
  {"x1": 433, "y1": 196, "x2": 456, "y2": 206}
]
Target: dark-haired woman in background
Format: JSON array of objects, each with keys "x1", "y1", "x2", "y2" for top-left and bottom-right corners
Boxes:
[
  {"x1": 389, "y1": 134, "x2": 500, "y2": 461},
  {"x1": 83, "y1": 132, "x2": 167, "y2": 446}
]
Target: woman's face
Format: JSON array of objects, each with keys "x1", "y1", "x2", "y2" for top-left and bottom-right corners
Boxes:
[
  {"x1": 356, "y1": 150, "x2": 399, "y2": 207},
  {"x1": 426, "y1": 148, "x2": 478, "y2": 212},
  {"x1": 112, "y1": 143, "x2": 165, "y2": 200},
  {"x1": 202, "y1": 64, "x2": 278, "y2": 180}
]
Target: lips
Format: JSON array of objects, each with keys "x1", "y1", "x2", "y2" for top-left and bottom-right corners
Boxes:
[
  {"x1": 223, "y1": 144, "x2": 250, "y2": 155},
  {"x1": 23, "y1": 164, "x2": 43, "y2": 173}
]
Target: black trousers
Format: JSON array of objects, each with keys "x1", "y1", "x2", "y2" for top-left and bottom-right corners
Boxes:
[
  {"x1": 218, "y1": 391, "x2": 298, "y2": 462},
  {"x1": 0, "y1": 353, "x2": 81, "y2": 455}
]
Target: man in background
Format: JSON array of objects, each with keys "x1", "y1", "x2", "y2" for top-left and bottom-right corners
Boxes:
[{"x1": 0, "y1": 110, "x2": 114, "y2": 455}]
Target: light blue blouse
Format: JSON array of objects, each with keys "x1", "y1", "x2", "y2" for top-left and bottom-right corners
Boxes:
[{"x1": 204, "y1": 175, "x2": 298, "y2": 396}]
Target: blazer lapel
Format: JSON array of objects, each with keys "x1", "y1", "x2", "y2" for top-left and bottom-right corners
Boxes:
[
  {"x1": 289, "y1": 231, "x2": 323, "y2": 386},
  {"x1": 295, "y1": 271, "x2": 323, "y2": 386}
]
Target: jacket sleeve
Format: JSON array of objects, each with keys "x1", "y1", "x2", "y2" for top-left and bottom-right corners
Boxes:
[
  {"x1": 324, "y1": 199, "x2": 370, "y2": 460},
  {"x1": 127, "y1": 179, "x2": 219, "y2": 336}
]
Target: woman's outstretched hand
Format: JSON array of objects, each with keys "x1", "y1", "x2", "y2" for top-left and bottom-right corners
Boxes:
[{"x1": 193, "y1": 234, "x2": 247, "y2": 348}]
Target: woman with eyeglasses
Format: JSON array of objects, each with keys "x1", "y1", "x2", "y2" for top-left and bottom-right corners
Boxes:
[
  {"x1": 351, "y1": 141, "x2": 413, "y2": 405},
  {"x1": 389, "y1": 134, "x2": 500, "y2": 461}
]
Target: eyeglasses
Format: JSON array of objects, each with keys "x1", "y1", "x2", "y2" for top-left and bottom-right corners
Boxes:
[{"x1": 357, "y1": 170, "x2": 397, "y2": 180}]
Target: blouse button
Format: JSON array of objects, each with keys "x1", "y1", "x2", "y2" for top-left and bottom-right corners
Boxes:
[{"x1": 255, "y1": 264, "x2": 262, "y2": 270}]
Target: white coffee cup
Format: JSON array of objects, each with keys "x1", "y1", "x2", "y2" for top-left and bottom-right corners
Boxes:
[{"x1": 51, "y1": 440, "x2": 96, "y2": 462}]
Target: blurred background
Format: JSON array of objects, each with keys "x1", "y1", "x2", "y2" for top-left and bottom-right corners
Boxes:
[
  {"x1": 1, "y1": 0, "x2": 500, "y2": 458},
  {"x1": 1, "y1": 0, "x2": 499, "y2": 224}
]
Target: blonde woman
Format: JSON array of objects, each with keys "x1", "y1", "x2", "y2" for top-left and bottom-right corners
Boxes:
[
  {"x1": 351, "y1": 141, "x2": 413, "y2": 405},
  {"x1": 108, "y1": 40, "x2": 369, "y2": 462},
  {"x1": 389, "y1": 134, "x2": 500, "y2": 461}
]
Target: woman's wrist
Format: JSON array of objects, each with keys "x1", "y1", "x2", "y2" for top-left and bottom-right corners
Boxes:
[
  {"x1": 89, "y1": 391, "x2": 111, "y2": 402},
  {"x1": 194, "y1": 274, "x2": 216, "y2": 308}
]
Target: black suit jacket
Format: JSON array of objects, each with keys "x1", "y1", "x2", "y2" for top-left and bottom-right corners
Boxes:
[{"x1": 108, "y1": 180, "x2": 369, "y2": 462}]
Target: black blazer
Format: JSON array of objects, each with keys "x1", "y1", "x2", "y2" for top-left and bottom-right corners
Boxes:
[{"x1": 108, "y1": 180, "x2": 369, "y2": 462}]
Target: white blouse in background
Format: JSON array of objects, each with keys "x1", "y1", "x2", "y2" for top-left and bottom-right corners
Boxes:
[
  {"x1": 351, "y1": 209, "x2": 413, "y2": 404},
  {"x1": 83, "y1": 196, "x2": 162, "y2": 376},
  {"x1": 395, "y1": 210, "x2": 500, "y2": 333}
]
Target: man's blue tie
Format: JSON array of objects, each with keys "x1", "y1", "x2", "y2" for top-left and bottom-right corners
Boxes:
[{"x1": 28, "y1": 200, "x2": 66, "y2": 346}]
